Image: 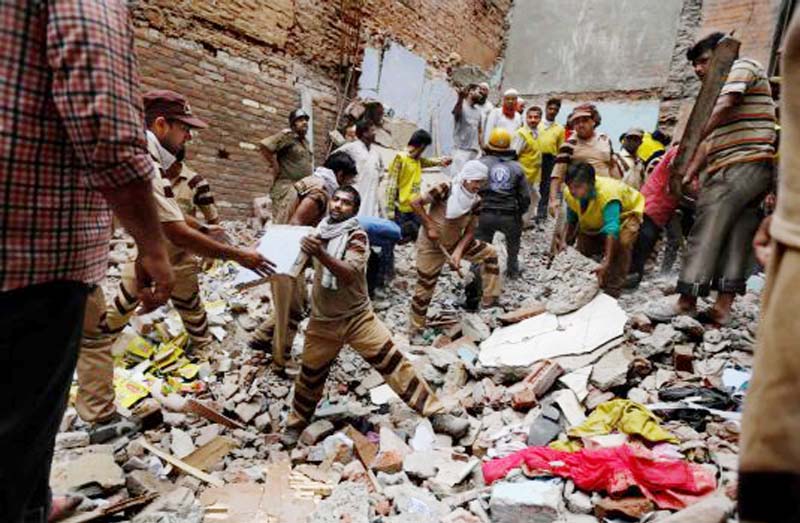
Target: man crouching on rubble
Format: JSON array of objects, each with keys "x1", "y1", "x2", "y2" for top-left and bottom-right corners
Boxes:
[
  {"x1": 281, "y1": 186, "x2": 468, "y2": 446},
  {"x1": 552, "y1": 162, "x2": 644, "y2": 297}
]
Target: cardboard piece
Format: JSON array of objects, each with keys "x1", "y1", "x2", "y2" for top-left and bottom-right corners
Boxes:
[{"x1": 234, "y1": 225, "x2": 314, "y2": 288}]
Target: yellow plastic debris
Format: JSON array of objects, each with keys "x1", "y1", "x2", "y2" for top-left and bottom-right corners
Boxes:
[
  {"x1": 567, "y1": 399, "x2": 678, "y2": 444},
  {"x1": 114, "y1": 374, "x2": 150, "y2": 409}
]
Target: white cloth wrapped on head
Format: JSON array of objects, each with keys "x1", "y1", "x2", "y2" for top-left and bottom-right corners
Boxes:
[{"x1": 446, "y1": 160, "x2": 488, "y2": 219}]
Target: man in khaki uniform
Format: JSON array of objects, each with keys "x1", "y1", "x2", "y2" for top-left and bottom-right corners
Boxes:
[
  {"x1": 739, "y1": 11, "x2": 800, "y2": 522},
  {"x1": 77, "y1": 90, "x2": 276, "y2": 437},
  {"x1": 282, "y1": 186, "x2": 468, "y2": 446},
  {"x1": 250, "y1": 152, "x2": 357, "y2": 370},
  {"x1": 261, "y1": 109, "x2": 313, "y2": 224},
  {"x1": 408, "y1": 160, "x2": 501, "y2": 338}
]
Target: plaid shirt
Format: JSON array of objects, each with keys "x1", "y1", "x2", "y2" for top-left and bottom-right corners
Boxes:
[{"x1": 0, "y1": 1, "x2": 154, "y2": 292}]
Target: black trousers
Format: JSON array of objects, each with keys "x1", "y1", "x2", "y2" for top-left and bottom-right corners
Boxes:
[
  {"x1": 537, "y1": 154, "x2": 556, "y2": 220},
  {"x1": 465, "y1": 211, "x2": 522, "y2": 305},
  {"x1": 0, "y1": 281, "x2": 90, "y2": 523},
  {"x1": 630, "y1": 214, "x2": 663, "y2": 277}
]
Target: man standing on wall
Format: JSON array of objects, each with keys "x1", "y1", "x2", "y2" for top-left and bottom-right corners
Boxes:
[
  {"x1": 646, "y1": 32, "x2": 776, "y2": 325},
  {"x1": 537, "y1": 98, "x2": 566, "y2": 222},
  {"x1": 0, "y1": 2, "x2": 175, "y2": 521},
  {"x1": 451, "y1": 84, "x2": 484, "y2": 178},
  {"x1": 261, "y1": 109, "x2": 313, "y2": 224}
]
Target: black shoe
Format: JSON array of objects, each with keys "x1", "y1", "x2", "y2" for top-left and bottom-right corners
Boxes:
[
  {"x1": 248, "y1": 337, "x2": 272, "y2": 353},
  {"x1": 89, "y1": 413, "x2": 141, "y2": 444}
]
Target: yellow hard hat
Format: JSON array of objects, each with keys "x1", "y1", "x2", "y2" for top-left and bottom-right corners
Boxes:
[{"x1": 487, "y1": 127, "x2": 512, "y2": 151}]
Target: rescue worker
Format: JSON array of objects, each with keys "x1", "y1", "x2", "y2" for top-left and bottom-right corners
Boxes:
[
  {"x1": 250, "y1": 152, "x2": 358, "y2": 370},
  {"x1": 408, "y1": 160, "x2": 501, "y2": 339},
  {"x1": 281, "y1": 186, "x2": 469, "y2": 446},
  {"x1": 616, "y1": 127, "x2": 646, "y2": 189},
  {"x1": 553, "y1": 162, "x2": 644, "y2": 297},
  {"x1": 536, "y1": 98, "x2": 566, "y2": 221},
  {"x1": 77, "y1": 90, "x2": 276, "y2": 441},
  {"x1": 515, "y1": 106, "x2": 543, "y2": 226},
  {"x1": 260, "y1": 108, "x2": 313, "y2": 224}
]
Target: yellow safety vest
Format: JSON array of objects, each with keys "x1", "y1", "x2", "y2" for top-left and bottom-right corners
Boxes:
[
  {"x1": 564, "y1": 176, "x2": 645, "y2": 234},
  {"x1": 637, "y1": 132, "x2": 666, "y2": 163},
  {"x1": 516, "y1": 127, "x2": 542, "y2": 184},
  {"x1": 537, "y1": 121, "x2": 566, "y2": 155}
]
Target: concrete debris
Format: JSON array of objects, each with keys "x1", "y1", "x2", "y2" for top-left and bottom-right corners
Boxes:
[
  {"x1": 543, "y1": 247, "x2": 600, "y2": 315},
  {"x1": 52, "y1": 214, "x2": 757, "y2": 523},
  {"x1": 489, "y1": 479, "x2": 563, "y2": 523}
]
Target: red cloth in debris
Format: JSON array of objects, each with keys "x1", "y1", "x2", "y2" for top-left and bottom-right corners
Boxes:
[
  {"x1": 481, "y1": 444, "x2": 716, "y2": 510},
  {"x1": 640, "y1": 147, "x2": 679, "y2": 228}
]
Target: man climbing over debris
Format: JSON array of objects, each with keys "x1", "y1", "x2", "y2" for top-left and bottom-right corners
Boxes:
[
  {"x1": 553, "y1": 162, "x2": 644, "y2": 297},
  {"x1": 77, "y1": 90, "x2": 277, "y2": 442},
  {"x1": 281, "y1": 186, "x2": 469, "y2": 446},
  {"x1": 260, "y1": 108, "x2": 314, "y2": 224},
  {"x1": 408, "y1": 160, "x2": 501, "y2": 339},
  {"x1": 647, "y1": 32, "x2": 776, "y2": 325},
  {"x1": 250, "y1": 152, "x2": 359, "y2": 370}
]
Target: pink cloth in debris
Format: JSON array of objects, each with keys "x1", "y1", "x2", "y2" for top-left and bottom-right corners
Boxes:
[{"x1": 482, "y1": 444, "x2": 716, "y2": 510}]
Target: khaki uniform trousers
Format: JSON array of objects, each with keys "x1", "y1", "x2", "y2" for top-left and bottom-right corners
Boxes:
[
  {"x1": 75, "y1": 259, "x2": 211, "y2": 423},
  {"x1": 410, "y1": 238, "x2": 501, "y2": 330},
  {"x1": 252, "y1": 273, "x2": 307, "y2": 367},
  {"x1": 739, "y1": 243, "x2": 800, "y2": 522},
  {"x1": 576, "y1": 214, "x2": 641, "y2": 297},
  {"x1": 286, "y1": 309, "x2": 443, "y2": 430}
]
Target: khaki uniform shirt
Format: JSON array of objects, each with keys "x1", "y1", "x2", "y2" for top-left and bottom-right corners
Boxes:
[
  {"x1": 145, "y1": 131, "x2": 189, "y2": 265},
  {"x1": 552, "y1": 133, "x2": 616, "y2": 181},
  {"x1": 170, "y1": 164, "x2": 219, "y2": 223},
  {"x1": 260, "y1": 128, "x2": 313, "y2": 182},
  {"x1": 292, "y1": 176, "x2": 330, "y2": 226},
  {"x1": 417, "y1": 182, "x2": 480, "y2": 251},
  {"x1": 310, "y1": 228, "x2": 371, "y2": 322}
]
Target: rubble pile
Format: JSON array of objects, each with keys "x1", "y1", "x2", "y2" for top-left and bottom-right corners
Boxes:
[{"x1": 53, "y1": 220, "x2": 757, "y2": 522}]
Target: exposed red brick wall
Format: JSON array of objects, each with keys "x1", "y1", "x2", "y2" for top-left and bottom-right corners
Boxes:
[
  {"x1": 698, "y1": 0, "x2": 779, "y2": 68},
  {"x1": 131, "y1": 1, "x2": 511, "y2": 218}
]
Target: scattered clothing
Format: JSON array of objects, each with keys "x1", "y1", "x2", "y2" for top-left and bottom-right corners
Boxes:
[
  {"x1": 566, "y1": 399, "x2": 679, "y2": 445},
  {"x1": 481, "y1": 444, "x2": 717, "y2": 510}
]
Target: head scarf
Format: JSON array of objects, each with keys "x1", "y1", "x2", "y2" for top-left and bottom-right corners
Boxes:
[
  {"x1": 446, "y1": 160, "x2": 488, "y2": 219},
  {"x1": 316, "y1": 216, "x2": 360, "y2": 290},
  {"x1": 312, "y1": 166, "x2": 339, "y2": 197}
]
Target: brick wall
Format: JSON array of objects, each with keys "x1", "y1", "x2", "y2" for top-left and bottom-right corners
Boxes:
[
  {"x1": 698, "y1": 0, "x2": 779, "y2": 66},
  {"x1": 131, "y1": 1, "x2": 511, "y2": 218}
]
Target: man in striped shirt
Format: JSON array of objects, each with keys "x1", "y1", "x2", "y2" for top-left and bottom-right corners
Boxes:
[{"x1": 647, "y1": 32, "x2": 776, "y2": 325}]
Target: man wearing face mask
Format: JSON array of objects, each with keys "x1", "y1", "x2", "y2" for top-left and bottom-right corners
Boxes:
[
  {"x1": 408, "y1": 160, "x2": 502, "y2": 339},
  {"x1": 76, "y1": 90, "x2": 276, "y2": 442}
]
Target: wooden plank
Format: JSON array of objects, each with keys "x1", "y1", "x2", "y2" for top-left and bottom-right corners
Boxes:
[
  {"x1": 137, "y1": 438, "x2": 225, "y2": 487},
  {"x1": 185, "y1": 399, "x2": 246, "y2": 430},
  {"x1": 670, "y1": 36, "x2": 741, "y2": 195},
  {"x1": 183, "y1": 435, "x2": 237, "y2": 472},
  {"x1": 60, "y1": 493, "x2": 157, "y2": 523},
  {"x1": 498, "y1": 303, "x2": 547, "y2": 325}
]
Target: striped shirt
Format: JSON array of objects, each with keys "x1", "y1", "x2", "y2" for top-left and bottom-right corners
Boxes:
[
  {"x1": 707, "y1": 58, "x2": 776, "y2": 173},
  {"x1": 171, "y1": 165, "x2": 220, "y2": 223},
  {"x1": 1, "y1": 1, "x2": 154, "y2": 291},
  {"x1": 552, "y1": 133, "x2": 617, "y2": 181}
]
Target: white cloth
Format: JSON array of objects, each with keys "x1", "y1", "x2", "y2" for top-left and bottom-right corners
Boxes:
[
  {"x1": 312, "y1": 166, "x2": 339, "y2": 197},
  {"x1": 146, "y1": 130, "x2": 177, "y2": 172},
  {"x1": 334, "y1": 140, "x2": 384, "y2": 218},
  {"x1": 316, "y1": 216, "x2": 360, "y2": 290},
  {"x1": 483, "y1": 107, "x2": 522, "y2": 145},
  {"x1": 449, "y1": 148, "x2": 479, "y2": 178},
  {"x1": 618, "y1": 149, "x2": 645, "y2": 189},
  {"x1": 446, "y1": 160, "x2": 488, "y2": 219}
]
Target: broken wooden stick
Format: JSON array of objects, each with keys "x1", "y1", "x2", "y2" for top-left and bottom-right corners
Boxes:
[
  {"x1": 137, "y1": 438, "x2": 225, "y2": 487},
  {"x1": 185, "y1": 399, "x2": 246, "y2": 430},
  {"x1": 670, "y1": 35, "x2": 741, "y2": 196}
]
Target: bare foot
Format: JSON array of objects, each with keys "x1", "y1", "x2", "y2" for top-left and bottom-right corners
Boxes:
[{"x1": 48, "y1": 496, "x2": 81, "y2": 522}]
